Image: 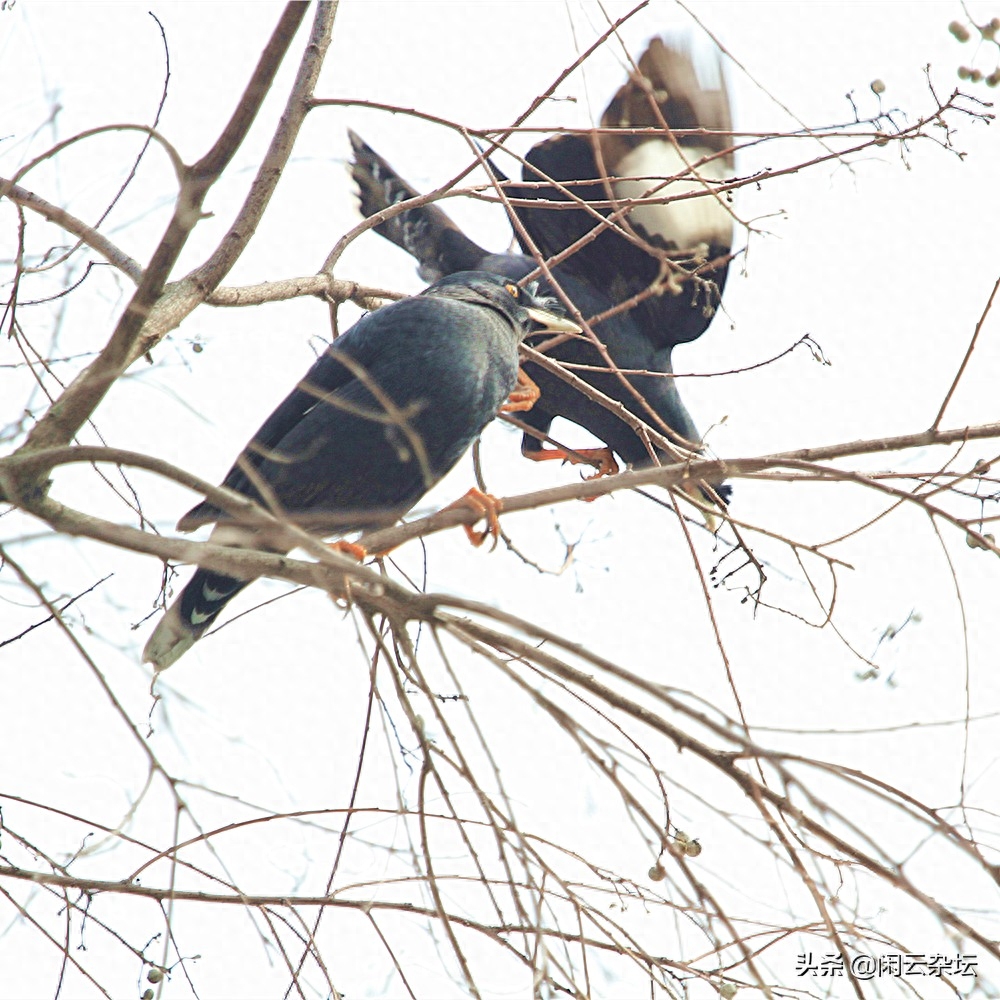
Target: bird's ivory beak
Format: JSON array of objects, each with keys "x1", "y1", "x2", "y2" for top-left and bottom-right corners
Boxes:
[
  {"x1": 677, "y1": 479, "x2": 723, "y2": 533},
  {"x1": 525, "y1": 307, "x2": 581, "y2": 335}
]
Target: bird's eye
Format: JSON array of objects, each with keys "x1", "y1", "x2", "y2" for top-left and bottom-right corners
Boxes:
[{"x1": 504, "y1": 283, "x2": 520, "y2": 299}]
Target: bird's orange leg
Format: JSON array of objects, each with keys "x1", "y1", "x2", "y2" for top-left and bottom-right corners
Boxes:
[
  {"x1": 501, "y1": 368, "x2": 541, "y2": 413},
  {"x1": 329, "y1": 540, "x2": 368, "y2": 561},
  {"x1": 524, "y1": 444, "x2": 619, "y2": 479},
  {"x1": 522, "y1": 444, "x2": 618, "y2": 502},
  {"x1": 443, "y1": 487, "x2": 503, "y2": 550}
]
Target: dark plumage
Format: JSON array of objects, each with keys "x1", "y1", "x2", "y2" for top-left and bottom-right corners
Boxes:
[
  {"x1": 510, "y1": 35, "x2": 734, "y2": 346},
  {"x1": 348, "y1": 33, "x2": 734, "y2": 487},
  {"x1": 143, "y1": 272, "x2": 578, "y2": 670}
]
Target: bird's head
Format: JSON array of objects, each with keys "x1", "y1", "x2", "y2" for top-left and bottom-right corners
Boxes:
[{"x1": 424, "y1": 271, "x2": 580, "y2": 339}]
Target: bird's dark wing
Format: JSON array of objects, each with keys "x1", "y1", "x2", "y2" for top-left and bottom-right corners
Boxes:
[
  {"x1": 510, "y1": 135, "x2": 614, "y2": 279},
  {"x1": 176, "y1": 285, "x2": 533, "y2": 532},
  {"x1": 509, "y1": 35, "x2": 734, "y2": 348},
  {"x1": 348, "y1": 130, "x2": 490, "y2": 281},
  {"x1": 177, "y1": 324, "x2": 383, "y2": 530}
]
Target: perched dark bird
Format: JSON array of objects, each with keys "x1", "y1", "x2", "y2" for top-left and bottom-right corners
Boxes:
[
  {"x1": 143, "y1": 272, "x2": 579, "y2": 670},
  {"x1": 348, "y1": 33, "x2": 734, "y2": 489}
]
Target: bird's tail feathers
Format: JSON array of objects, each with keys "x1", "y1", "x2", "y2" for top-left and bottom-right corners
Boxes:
[
  {"x1": 348, "y1": 129, "x2": 489, "y2": 281},
  {"x1": 142, "y1": 568, "x2": 249, "y2": 670}
]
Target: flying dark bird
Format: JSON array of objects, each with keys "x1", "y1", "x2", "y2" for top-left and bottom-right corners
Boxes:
[
  {"x1": 143, "y1": 272, "x2": 579, "y2": 670},
  {"x1": 348, "y1": 33, "x2": 734, "y2": 491}
]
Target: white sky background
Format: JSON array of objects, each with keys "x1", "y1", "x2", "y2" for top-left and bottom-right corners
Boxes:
[{"x1": 2, "y1": 1, "x2": 1000, "y2": 998}]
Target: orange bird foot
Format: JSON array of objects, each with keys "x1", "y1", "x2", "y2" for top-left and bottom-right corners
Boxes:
[
  {"x1": 501, "y1": 368, "x2": 541, "y2": 413},
  {"x1": 523, "y1": 445, "x2": 618, "y2": 501},
  {"x1": 524, "y1": 445, "x2": 619, "y2": 478},
  {"x1": 328, "y1": 539, "x2": 368, "y2": 561},
  {"x1": 444, "y1": 487, "x2": 503, "y2": 550}
]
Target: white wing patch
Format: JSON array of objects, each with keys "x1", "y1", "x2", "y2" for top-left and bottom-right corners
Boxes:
[{"x1": 612, "y1": 141, "x2": 731, "y2": 252}]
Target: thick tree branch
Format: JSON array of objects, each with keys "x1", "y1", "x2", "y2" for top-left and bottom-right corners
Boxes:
[
  {"x1": 4, "y1": 417, "x2": 998, "y2": 628},
  {"x1": 189, "y1": 2, "x2": 337, "y2": 290},
  {"x1": 17, "y1": 2, "x2": 313, "y2": 455}
]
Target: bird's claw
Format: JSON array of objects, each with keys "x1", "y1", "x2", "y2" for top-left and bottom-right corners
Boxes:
[
  {"x1": 329, "y1": 539, "x2": 368, "y2": 561},
  {"x1": 524, "y1": 445, "x2": 619, "y2": 500},
  {"x1": 501, "y1": 368, "x2": 541, "y2": 413},
  {"x1": 446, "y1": 487, "x2": 503, "y2": 550},
  {"x1": 580, "y1": 448, "x2": 620, "y2": 480}
]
